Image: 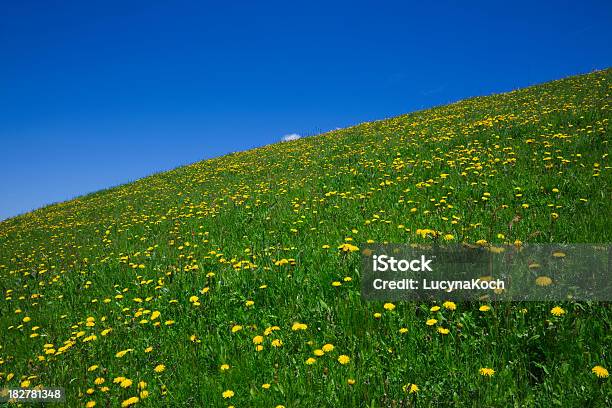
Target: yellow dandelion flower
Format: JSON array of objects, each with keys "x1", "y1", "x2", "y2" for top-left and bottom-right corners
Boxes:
[
  {"x1": 550, "y1": 306, "x2": 566, "y2": 316},
  {"x1": 222, "y1": 389, "x2": 234, "y2": 399},
  {"x1": 338, "y1": 243, "x2": 359, "y2": 252},
  {"x1": 383, "y1": 303, "x2": 395, "y2": 311},
  {"x1": 479, "y1": 367, "x2": 495, "y2": 377},
  {"x1": 426, "y1": 318, "x2": 438, "y2": 326},
  {"x1": 120, "y1": 397, "x2": 139, "y2": 407},
  {"x1": 338, "y1": 355, "x2": 350, "y2": 365},
  {"x1": 291, "y1": 322, "x2": 308, "y2": 331},
  {"x1": 403, "y1": 383, "x2": 419, "y2": 394},
  {"x1": 322, "y1": 344, "x2": 334, "y2": 352},
  {"x1": 153, "y1": 364, "x2": 166, "y2": 373},
  {"x1": 120, "y1": 379, "x2": 132, "y2": 388},
  {"x1": 115, "y1": 349, "x2": 133, "y2": 358},
  {"x1": 535, "y1": 276, "x2": 553, "y2": 286},
  {"x1": 592, "y1": 365, "x2": 609, "y2": 378}
]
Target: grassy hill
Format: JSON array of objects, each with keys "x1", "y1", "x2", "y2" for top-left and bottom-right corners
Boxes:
[{"x1": 0, "y1": 69, "x2": 610, "y2": 407}]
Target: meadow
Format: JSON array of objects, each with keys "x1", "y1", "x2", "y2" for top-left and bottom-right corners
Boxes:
[{"x1": 0, "y1": 69, "x2": 610, "y2": 407}]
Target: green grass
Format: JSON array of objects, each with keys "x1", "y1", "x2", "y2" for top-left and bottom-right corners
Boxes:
[{"x1": 0, "y1": 69, "x2": 611, "y2": 407}]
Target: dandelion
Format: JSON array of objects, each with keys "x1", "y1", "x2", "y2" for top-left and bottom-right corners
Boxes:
[
  {"x1": 430, "y1": 306, "x2": 440, "y2": 312},
  {"x1": 338, "y1": 355, "x2": 350, "y2": 364},
  {"x1": 231, "y1": 325, "x2": 243, "y2": 333},
  {"x1": 426, "y1": 318, "x2": 438, "y2": 326},
  {"x1": 313, "y1": 349, "x2": 324, "y2": 356},
  {"x1": 86, "y1": 401, "x2": 96, "y2": 408},
  {"x1": 443, "y1": 301, "x2": 456, "y2": 310},
  {"x1": 479, "y1": 367, "x2": 495, "y2": 377},
  {"x1": 437, "y1": 327, "x2": 450, "y2": 335},
  {"x1": 383, "y1": 303, "x2": 395, "y2": 311},
  {"x1": 94, "y1": 377, "x2": 105, "y2": 385},
  {"x1": 120, "y1": 379, "x2": 133, "y2": 388},
  {"x1": 592, "y1": 365, "x2": 609, "y2": 378},
  {"x1": 115, "y1": 349, "x2": 133, "y2": 358},
  {"x1": 220, "y1": 364, "x2": 230, "y2": 371},
  {"x1": 222, "y1": 390, "x2": 234, "y2": 399},
  {"x1": 322, "y1": 344, "x2": 334, "y2": 352},
  {"x1": 291, "y1": 322, "x2": 307, "y2": 331},
  {"x1": 271, "y1": 339, "x2": 283, "y2": 347},
  {"x1": 252, "y1": 335, "x2": 263, "y2": 345},
  {"x1": 121, "y1": 397, "x2": 139, "y2": 407},
  {"x1": 399, "y1": 328, "x2": 409, "y2": 334},
  {"x1": 347, "y1": 378, "x2": 356, "y2": 385},
  {"x1": 373, "y1": 312, "x2": 382, "y2": 319},
  {"x1": 305, "y1": 357, "x2": 316, "y2": 365},
  {"x1": 262, "y1": 383, "x2": 271, "y2": 389},
  {"x1": 245, "y1": 300, "x2": 254, "y2": 307},
  {"x1": 338, "y1": 243, "x2": 359, "y2": 252},
  {"x1": 535, "y1": 276, "x2": 553, "y2": 286},
  {"x1": 154, "y1": 364, "x2": 166, "y2": 373},
  {"x1": 479, "y1": 305, "x2": 491, "y2": 312},
  {"x1": 550, "y1": 306, "x2": 566, "y2": 316},
  {"x1": 403, "y1": 383, "x2": 419, "y2": 394}
]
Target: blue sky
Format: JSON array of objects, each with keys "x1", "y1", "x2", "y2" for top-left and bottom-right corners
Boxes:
[{"x1": 1, "y1": 0, "x2": 611, "y2": 221}]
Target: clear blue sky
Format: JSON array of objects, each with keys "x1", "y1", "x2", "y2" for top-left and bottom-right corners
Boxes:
[{"x1": 1, "y1": 0, "x2": 611, "y2": 221}]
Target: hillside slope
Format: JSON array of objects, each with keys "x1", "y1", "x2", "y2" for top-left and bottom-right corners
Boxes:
[{"x1": 1, "y1": 69, "x2": 611, "y2": 406}]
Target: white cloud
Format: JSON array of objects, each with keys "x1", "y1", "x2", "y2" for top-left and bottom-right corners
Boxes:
[{"x1": 281, "y1": 133, "x2": 301, "y2": 142}]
